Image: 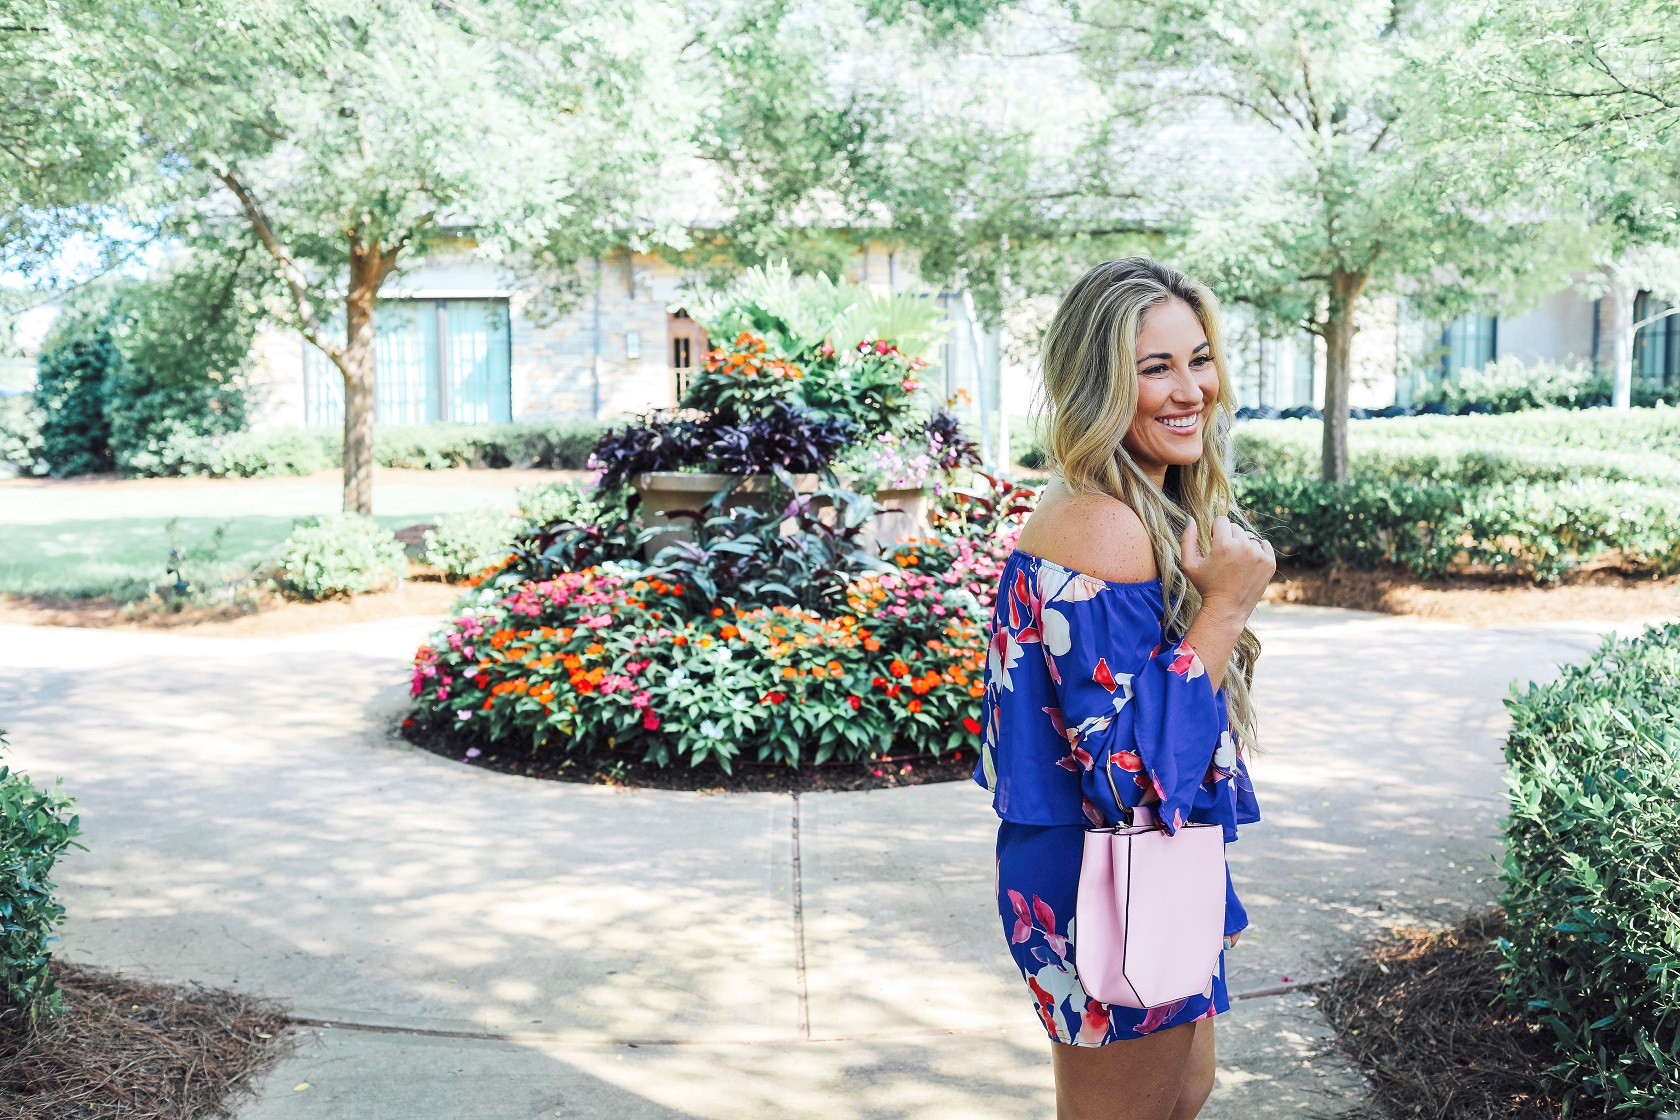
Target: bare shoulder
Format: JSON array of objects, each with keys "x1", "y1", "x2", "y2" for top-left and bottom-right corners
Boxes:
[{"x1": 1014, "y1": 478, "x2": 1158, "y2": 584}]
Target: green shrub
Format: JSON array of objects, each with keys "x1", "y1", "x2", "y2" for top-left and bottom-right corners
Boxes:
[
  {"x1": 107, "y1": 423, "x2": 606, "y2": 479},
  {"x1": 1500, "y1": 623, "x2": 1680, "y2": 1114},
  {"x1": 0, "y1": 396, "x2": 42, "y2": 477},
  {"x1": 514, "y1": 481, "x2": 605, "y2": 529},
  {"x1": 1233, "y1": 418, "x2": 1680, "y2": 487},
  {"x1": 0, "y1": 738, "x2": 81, "y2": 1026},
  {"x1": 424, "y1": 484, "x2": 606, "y2": 580},
  {"x1": 373, "y1": 422, "x2": 607, "y2": 471},
  {"x1": 277, "y1": 514, "x2": 407, "y2": 600},
  {"x1": 1416, "y1": 356, "x2": 1611, "y2": 414},
  {"x1": 204, "y1": 428, "x2": 338, "y2": 477},
  {"x1": 1238, "y1": 410, "x2": 1680, "y2": 461},
  {"x1": 34, "y1": 328, "x2": 117, "y2": 476},
  {"x1": 425, "y1": 509, "x2": 519, "y2": 580},
  {"x1": 1236, "y1": 475, "x2": 1680, "y2": 581}
]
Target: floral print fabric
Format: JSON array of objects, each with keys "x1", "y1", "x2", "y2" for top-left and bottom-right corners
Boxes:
[{"x1": 973, "y1": 548, "x2": 1261, "y2": 1045}]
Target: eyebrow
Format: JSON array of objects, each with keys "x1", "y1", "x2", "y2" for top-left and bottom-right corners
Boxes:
[{"x1": 1138, "y1": 341, "x2": 1210, "y2": 362}]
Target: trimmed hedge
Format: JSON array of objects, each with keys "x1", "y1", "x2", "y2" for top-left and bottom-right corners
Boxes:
[
  {"x1": 1500, "y1": 623, "x2": 1680, "y2": 1114},
  {"x1": 99, "y1": 421, "x2": 612, "y2": 479},
  {"x1": 1235, "y1": 475, "x2": 1680, "y2": 581},
  {"x1": 0, "y1": 743, "x2": 81, "y2": 1025},
  {"x1": 1234, "y1": 418, "x2": 1680, "y2": 488},
  {"x1": 175, "y1": 418, "x2": 611, "y2": 476}
]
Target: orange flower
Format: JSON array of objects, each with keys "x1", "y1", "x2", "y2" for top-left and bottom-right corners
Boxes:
[
  {"x1": 721, "y1": 625, "x2": 739, "y2": 640},
  {"x1": 811, "y1": 666, "x2": 828, "y2": 678},
  {"x1": 712, "y1": 608, "x2": 724, "y2": 617},
  {"x1": 585, "y1": 643, "x2": 605, "y2": 656},
  {"x1": 782, "y1": 666, "x2": 797, "y2": 679},
  {"x1": 907, "y1": 699, "x2": 923, "y2": 713},
  {"x1": 889, "y1": 659, "x2": 909, "y2": 678},
  {"x1": 827, "y1": 660, "x2": 842, "y2": 673},
  {"x1": 968, "y1": 684, "x2": 985, "y2": 698},
  {"x1": 673, "y1": 634, "x2": 688, "y2": 646}
]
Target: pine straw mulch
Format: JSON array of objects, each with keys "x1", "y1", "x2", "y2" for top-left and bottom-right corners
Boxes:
[
  {"x1": 0, "y1": 578, "x2": 461, "y2": 638},
  {"x1": 401, "y1": 717, "x2": 977, "y2": 792},
  {"x1": 1266, "y1": 563, "x2": 1678, "y2": 627},
  {"x1": 0, "y1": 962, "x2": 294, "y2": 1119},
  {"x1": 1317, "y1": 911, "x2": 1599, "y2": 1120}
]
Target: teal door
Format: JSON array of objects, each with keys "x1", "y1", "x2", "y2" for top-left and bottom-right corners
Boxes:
[{"x1": 305, "y1": 299, "x2": 511, "y2": 426}]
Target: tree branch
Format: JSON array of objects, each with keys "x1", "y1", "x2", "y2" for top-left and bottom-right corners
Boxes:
[{"x1": 218, "y1": 169, "x2": 342, "y2": 364}]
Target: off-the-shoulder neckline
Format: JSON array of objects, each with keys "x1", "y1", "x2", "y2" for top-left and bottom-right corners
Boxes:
[{"x1": 1006, "y1": 547, "x2": 1162, "y2": 590}]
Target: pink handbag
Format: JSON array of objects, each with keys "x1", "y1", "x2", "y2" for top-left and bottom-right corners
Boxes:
[{"x1": 1075, "y1": 800, "x2": 1227, "y2": 1009}]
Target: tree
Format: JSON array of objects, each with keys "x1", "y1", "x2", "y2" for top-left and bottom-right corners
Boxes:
[
  {"x1": 29, "y1": 0, "x2": 694, "y2": 512},
  {"x1": 0, "y1": 1, "x2": 148, "y2": 278},
  {"x1": 1460, "y1": 0, "x2": 1680, "y2": 409},
  {"x1": 1065, "y1": 0, "x2": 1579, "y2": 481}
]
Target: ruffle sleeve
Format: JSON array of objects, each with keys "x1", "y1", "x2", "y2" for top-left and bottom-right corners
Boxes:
[{"x1": 1045, "y1": 617, "x2": 1227, "y2": 835}]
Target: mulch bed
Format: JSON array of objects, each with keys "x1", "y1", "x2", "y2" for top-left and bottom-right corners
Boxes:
[
  {"x1": 1266, "y1": 562, "x2": 1678, "y2": 626},
  {"x1": 0, "y1": 962, "x2": 294, "y2": 1119},
  {"x1": 401, "y1": 719, "x2": 976, "y2": 792},
  {"x1": 1317, "y1": 911, "x2": 1595, "y2": 1120}
]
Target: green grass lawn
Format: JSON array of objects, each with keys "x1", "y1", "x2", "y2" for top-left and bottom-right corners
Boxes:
[{"x1": 0, "y1": 476, "x2": 525, "y2": 600}]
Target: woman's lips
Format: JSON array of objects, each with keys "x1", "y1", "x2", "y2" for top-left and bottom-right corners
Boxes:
[{"x1": 1154, "y1": 412, "x2": 1201, "y2": 436}]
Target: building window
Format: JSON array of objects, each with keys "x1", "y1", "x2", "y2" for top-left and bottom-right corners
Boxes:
[
  {"x1": 304, "y1": 298, "x2": 512, "y2": 427},
  {"x1": 1634, "y1": 291, "x2": 1678, "y2": 389},
  {"x1": 1440, "y1": 313, "x2": 1497, "y2": 378}
]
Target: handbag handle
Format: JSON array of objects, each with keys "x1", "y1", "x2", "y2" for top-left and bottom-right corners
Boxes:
[{"x1": 1102, "y1": 748, "x2": 1135, "y2": 830}]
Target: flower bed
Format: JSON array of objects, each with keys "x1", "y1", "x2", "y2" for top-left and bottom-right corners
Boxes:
[{"x1": 407, "y1": 528, "x2": 1011, "y2": 770}]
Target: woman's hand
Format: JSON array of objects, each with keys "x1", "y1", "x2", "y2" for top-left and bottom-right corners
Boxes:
[
  {"x1": 1181, "y1": 516, "x2": 1274, "y2": 617},
  {"x1": 1179, "y1": 516, "x2": 1274, "y2": 691}
]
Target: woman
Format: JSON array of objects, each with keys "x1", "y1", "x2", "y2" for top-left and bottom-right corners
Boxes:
[{"x1": 974, "y1": 257, "x2": 1274, "y2": 1120}]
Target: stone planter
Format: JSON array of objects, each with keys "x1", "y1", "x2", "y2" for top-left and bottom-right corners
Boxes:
[
  {"x1": 632, "y1": 471, "x2": 931, "y2": 559},
  {"x1": 632, "y1": 471, "x2": 819, "y2": 559},
  {"x1": 861, "y1": 485, "x2": 930, "y2": 548}
]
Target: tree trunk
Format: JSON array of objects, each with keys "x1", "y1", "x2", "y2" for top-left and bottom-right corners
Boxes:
[
  {"x1": 338, "y1": 241, "x2": 396, "y2": 515},
  {"x1": 1601, "y1": 275, "x2": 1636, "y2": 411},
  {"x1": 1319, "y1": 269, "x2": 1366, "y2": 484}
]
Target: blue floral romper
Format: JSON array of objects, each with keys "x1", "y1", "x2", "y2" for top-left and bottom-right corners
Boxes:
[{"x1": 972, "y1": 550, "x2": 1261, "y2": 1045}]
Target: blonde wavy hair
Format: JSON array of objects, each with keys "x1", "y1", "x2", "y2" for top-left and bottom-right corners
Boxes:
[{"x1": 1036, "y1": 256, "x2": 1262, "y2": 750}]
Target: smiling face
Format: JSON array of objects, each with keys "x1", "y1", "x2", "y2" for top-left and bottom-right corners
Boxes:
[{"x1": 1122, "y1": 296, "x2": 1220, "y2": 486}]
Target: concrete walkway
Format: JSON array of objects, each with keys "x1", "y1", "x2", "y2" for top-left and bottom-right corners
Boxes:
[{"x1": 0, "y1": 604, "x2": 1653, "y2": 1119}]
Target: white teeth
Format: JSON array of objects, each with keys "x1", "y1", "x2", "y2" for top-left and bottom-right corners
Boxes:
[{"x1": 1159, "y1": 416, "x2": 1197, "y2": 429}]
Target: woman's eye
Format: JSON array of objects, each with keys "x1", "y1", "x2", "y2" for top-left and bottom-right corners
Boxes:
[
  {"x1": 1191, "y1": 354, "x2": 1213, "y2": 367},
  {"x1": 1140, "y1": 364, "x2": 1168, "y2": 376}
]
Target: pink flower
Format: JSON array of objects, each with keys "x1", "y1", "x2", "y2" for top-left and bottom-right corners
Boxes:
[{"x1": 642, "y1": 711, "x2": 660, "y2": 731}]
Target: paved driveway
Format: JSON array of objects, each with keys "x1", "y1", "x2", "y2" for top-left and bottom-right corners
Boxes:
[{"x1": 0, "y1": 604, "x2": 1646, "y2": 1118}]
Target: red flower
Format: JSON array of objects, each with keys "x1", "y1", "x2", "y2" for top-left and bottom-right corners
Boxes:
[
  {"x1": 847, "y1": 695, "x2": 862, "y2": 710},
  {"x1": 962, "y1": 716, "x2": 981, "y2": 734},
  {"x1": 642, "y1": 710, "x2": 660, "y2": 730}
]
